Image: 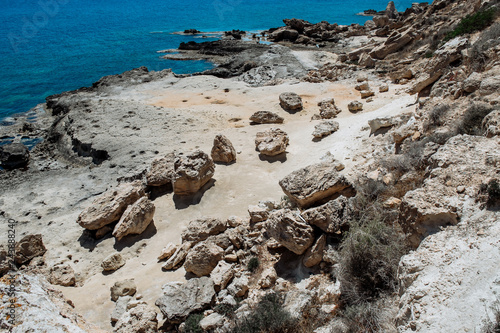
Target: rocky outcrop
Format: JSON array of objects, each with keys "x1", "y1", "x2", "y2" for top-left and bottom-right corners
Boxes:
[
  {"x1": 110, "y1": 279, "x2": 137, "y2": 301},
  {"x1": 279, "y1": 92, "x2": 303, "y2": 112},
  {"x1": 102, "y1": 253, "x2": 126, "y2": 272},
  {"x1": 181, "y1": 217, "x2": 227, "y2": 244},
  {"x1": 267, "y1": 209, "x2": 315, "y2": 255},
  {"x1": 77, "y1": 181, "x2": 145, "y2": 230},
  {"x1": 348, "y1": 101, "x2": 363, "y2": 112},
  {"x1": 255, "y1": 128, "x2": 289, "y2": 156},
  {"x1": 301, "y1": 196, "x2": 351, "y2": 233},
  {"x1": 112, "y1": 197, "x2": 155, "y2": 241},
  {"x1": 49, "y1": 264, "x2": 76, "y2": 287},
  {"x1": 312, "y1": 121, "x2": 339, "y2": 139},
  {"x1": 184, "y1": 241, "x2": 224, "y2": 277},
  {"x1": 0, "y1": 143, "x2": 29, "y2": 169},
  {"x1": 279, "y1": 162, "x2": 352, "y2": 208},
  {"x1": 211, "y1": 134, "x2": 236, "y2": 164},
  {"x1": 249, "y1": 111, "x2": 284, "y2": 124},
  {"x1": 155, "y1": 277, "x2": 215, "y2": 323},
  {"x1": 114, "y1": 303, "x2": 158, "y2": 333},
  {"x1": 145, "y1": 153, "x2": 176, "y2": 187},
  {"x1": 173, "y1": 150, "x2": 215, "y2": 196},
  {"x1": 482, "y1": 110, "x2": 500, "y2": 138},
  {"x1": 14, "y1": 234, "x2": 46, "y2": 265},
  {"x1": 370, "y1": 29, "x2": 414, "y2": 60}
]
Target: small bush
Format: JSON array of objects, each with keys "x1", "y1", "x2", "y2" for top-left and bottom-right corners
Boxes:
[
  {"x1": 232, "y1": 293, "x2": 296, "y2": 333},
  {"x1": 470, "y1": 22, "x2": 500, "y2": 71},
  {"x1": 338, "y1": 212, "x2": 407, "y2": 305},
  {"x1": 381, "y1": 140, "x2": 426, "y2": 176},
  {"x1": 482, "y1": 300, "x2": 500, "y2": 333},
  {"x1": 247, "y1": 257, "x2": 260, "y2": 273},
  {"x1": 184, "y1": 313, "x2": 204, "y2": 333},
  {"x1": 424, "y1": 105, "x2": 449, "y2": 131},
  {"x1": 483, "y1": 179, "x2": 500, "y2": 208},
  {"x1": 214, "y1": 303, "x2": 238, "y2": 318},
  {"x1": 457, "y1": 103, "x2": 493, "y2": 135},
  {"x1": 444, "y1": 8, "x2": 497, "y2": 41},
  {"x1": 343, "y1": 302, "x2": 383, "y2": 333},
  {"x1": 357, "y1": 179, "x2": 387, "y2": 202}
]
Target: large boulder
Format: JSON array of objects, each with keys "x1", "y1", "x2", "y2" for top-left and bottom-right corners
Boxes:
[
  {"x1": 267, "y1": 209, "x2": 315, "y2": 255},
  {"x1": 210, "y1": 261, "x2": 234, "y2": 291},
  {"x1": 211, "y1": 134, "x2": 236, "y2": 164},
  {"x1": 301, "y1": 196, "x2": 350, "y2": 233},
  {"x1": 385, "y1": 1, "x2": 398, "y2": 19},
  {"x1": 15, "y1": 234, "x2": 46, "y2": 265},
  {"x1": 0, "y1": 143, "x2": 29, "y2": 169},
  {"x1": 112, "y1": 197, "x2": 155, "y2": 241},
  {"x1": 279, "y1": 92, "x2": 303, "y2": 112},
  {"x1": 269, "y1": 28, "x2": 299, "y2": 42},
  {"x1": 145, "y1": 153, "x2": 176, "y2": 187},
  {"x1": 255, "y1": 128, "x2": 289, "y2": 156},
  {"x1": 249, "y1": 111, "x2": 284, "y2": 124},
  {"x1": 312, "y1": 121, "x2": 339, "y2": 139},
  {"x1": 173, "y1": 150, "x2": 215, "y2": 196},
  {"x1": 482, "y1": 110, "x2": 500, "y2": 138},
  {"x1": 181, "y1": 217, "x2": 227, "y2": 244},
  {"x1": 77, "y1": 181, "x2": 145, "y2": 230},
  {"x1": 114, "y1": 303, "x2": 158, "y2": 333},
  {"x1": 184, "y1": 241, "x2": 224, "y2": 277},
  {"x1": 155, "y1": 277, "x2": 215, "y2": 323},
  {"x1": 279, "y1": 162, "x2": 352, "y2": 208}
]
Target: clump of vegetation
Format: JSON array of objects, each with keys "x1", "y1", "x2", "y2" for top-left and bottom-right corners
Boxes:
[
  {"x1": 480, "y1": 179, "x2": 500, "y2": 208},
  {"x1": 247, "y1": 257, "x2": 260, "y2": 273},
  {"x1": 424, "y1": 105, "x2": 449, "y2": 131},
  {"x1": 481, "y1": 300, "x2": 500, "y2": 333},
  {"x1": 232, "y1": 293, "x2": 296, "y2": 333},
  {"x1": 457, "y1": 103, "x2": 494, "y2": 135},
  {"x1": 342, "y1": 302, "x2": 384, "y2": 333},
  {"x1": 470, "y1": 22, "x2": 500, "y2": 72},
  {"x1": 184, "y1": 313, "x2": 204, "y2": 333},
  {"x1": 357, "y1": 179, "x2": 387, "y2": 202},
  {"x1": 338, "y1": 207, "x2": 407, "y2": 306},
  {"x1": 381, "y1": 140, "x2": 426, "y2": 176},
  {"x1": 444, "y1": 8, "x2": 497, "y2": 41},
  {"x1": 214, "y1": 303, "x2": 238, "y2": 318}
]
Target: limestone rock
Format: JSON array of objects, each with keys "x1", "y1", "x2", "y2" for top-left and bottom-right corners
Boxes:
[
  {"x1": 155, "y1": 277, "x2": 215, "y2": 323},
  {"x1": 255, "y1": 128, "x2": 289, "y2": 156},
  {"x1": 462, "y1": 72, "x2": 481, "y2": 93},
  {"x1": 96, "y1": 225, "x2": 113, "y2": 239},
  {"x1": 301, "y1": 197, "x2": 350, "y2": 233},
  {"x1": 479, "y1": 69, "x2": 500, "y2": 96},
  {"x1": 158, "y1": 243, "x2": 177, "y2": 261},
  {"x1": 370, "y1": 29, "x2": 414, "y2": 60},
  {"x1": 110, "y1": 279, "x2": 137, "y2": 301},
  {"x1": 227, "y1": 275, "x2": 249, "y2": 297},
  {"x1": 111, "y1": 296, "x2": 132, "y2": 322},
  {"x1": 249, "y1": 111, "x2": 284, "y2": 124},
  {"x1": 102, "y1": 252, "x2": 126, "y2": 272},
  {"x1": 181, "y1": 217, "x2": 227, "y2": 244},
  {"x1": 267, "y1": 209, "x2": 315, "y2": 255},
  {"x1": 259, "y1": 267, "x2": 278, "y2": 288},
  {"x1": 312, "y1": 121, "x2": 339, "y2": 138},
  {"x1": 248, "y1": 204, "x2": 269, "y2": 223},
  {"x1": 15, "y1": 234, "x2": 46, "y2": 265},
  {"x1": 114, "y1": 303, "x2": 158, "y2": 333},
  {"x1": 210, "y1": 261, "x2": 234, "y2": 291},
  {"x1": 49, "y1": 264, "x2": 76, "y2": 287},
  {"x1": 317, "y1": 98, "x2": 341, "y2": 119},
  {"x1": 360, "y1": 90, "x2": 375, "y2": 99},
  {"x1": 279, "y1": 162, "x2": 352, "y2": 208},
  {"x1": 348, "y1": 101, "x2": 363, "y2": 112},
  {"x1": 355, "y1": 82, "x2": 370, "y2": 91},
  {"x1": 385, "y1": 0, "x2": 398, "y2": 18},
  {"x1": 173, "y1": 150, "x2": 215, "y2": 196},
  {"x1": 200, "y1": 312, "x2": 225, "y2": 331},
  {"x1": 482, "y1": 110, "x2": 500, "y2": 138},
  {"x1": 184, "y1": 241, "x2": 224, "y2": 277},
  {"x1": 368, "y1": 116, "x2": 395, "y2": 133},
  {"x1": 211, "y1": 134, "x2": 236, "y2": 164},
  {"x1": 77, "y1": 181, "x2": 146, "y2": 230},
  {"x1": 303, "y1": 234, "x2": 327, "y2": 267},
  {"x1": 112, "y1": 197, "x2": 155, "y2": 241},
  {"x1": 162, "y1": 242, "x2": 192, "y2": 270},
  {"x1": 359, "y1": 53, "x2": 376, "y2": 68},
  {"x1": 145, "y1": 152, "x2": 176, "y2": 187},
  {"x1": 0, "y1": 143, "x2": 29, "y2": 169},
  {"x1": 379, "y1": 84, "x2": 389, "y2": 92},
  {"x1": 279, "y1": 92, "x2": 303, "y2": 112}
]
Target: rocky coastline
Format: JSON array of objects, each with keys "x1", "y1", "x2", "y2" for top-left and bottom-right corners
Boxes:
[{"x1": 1, "y1": 0, "x2": 500, "y2": 332}]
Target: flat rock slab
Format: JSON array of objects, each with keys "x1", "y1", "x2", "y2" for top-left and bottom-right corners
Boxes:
[
  {"x1": 249, "y1": 111, "x2": 284, "y2": 124},
  {"x1": 279, "y1": 162, "x2": 352, "y2": 208},
  {"x1": 312, "y1": 121, "x2": 339, "y2": 138}
]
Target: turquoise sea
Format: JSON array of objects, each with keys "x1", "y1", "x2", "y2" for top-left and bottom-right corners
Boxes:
[{"x1": 0, "y1": 0, "x2": 417, "y2": 121}]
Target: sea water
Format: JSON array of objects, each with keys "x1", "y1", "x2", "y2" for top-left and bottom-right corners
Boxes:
[{"x1": 0, "y1": 0, "x2": 417, "y2": 121}]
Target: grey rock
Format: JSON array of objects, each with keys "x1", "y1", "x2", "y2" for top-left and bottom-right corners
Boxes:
[
  {"x1": 279, "y1": 92, "x2": 303, "y2": 112},
  {"x1": 145, "y1": 152, "x2": 176, "y2": 187},
  {"x1": 267, "y1": 209, "x2": 315, "y2": 255},
  {"x1": 249, "y1": 111, "x2": 284, "y2": 124},
  {"x1": 0, "y1": 143, "x2": 29, "y2": 169},
  {"x1": 312, "y1": 121, "x2": 339, "y2": 138}
]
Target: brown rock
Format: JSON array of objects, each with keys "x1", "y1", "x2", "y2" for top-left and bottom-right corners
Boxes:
[
  {"x1": 162, "y1": 242, "x2": 192, "y2": 270},
  {"x1": 110, "y1": 279, "x2": 137, "y2": 301},
  {"x1": 360, "y1": 90, "x2": 375, "y2": 99},
  {"x1": 301, "y1": 197, "x2": 351, "y2": 233},
  {"x1": 317, "y1": 98, "x2": 341, "y2": 119},
  {"x1": 355, "y1": 82, "x2": 370, "y2": 91},
  {"x1": 49, "y1": 264, "x2": 76, "y2": 287},
  {"x1": 181, "y1": 217, "x2": 227, "y2": 244},
  {"x1": 184, "y1": 241, "x2": 224, "y2": 277},
  {"x1": 267, "y1": 209, "x2": 315, "y2": 255},
  {"x1": 303, "y1": 234, "x2": 327, "y2": 267},
  {"x1": 279, "y1": 92, "x2": 303, "y2": 112},
  {"x1": 348, "y1": 101, "x2": 363, "y2": 112},
  {"x1": 249, "y1": 111, "x2": 284, "y2": 124},
  {"x1": 15, "y1": 234, "x2": 46, "y2": 265},
  {"x1": 211, "y1": 134, "x2": 236, "y2": 164},
  {"x1": 255, "y1": 128, "x2": 289, "y2": 156},
  {"x1": 158, "y1": 243, "x2": 177, "y2": 261},
  {"x1": 77, "y1": 181, "x2": 145, "y2": 230},
  {"x1": 102, "y1": 252, "x2": 126, "y2": 272},
  {"x1": 173, "y1": 150, "x2": 215, "y2": 196},
  {"x1": 370, "y1": 29, "x2": 414, "y2": 60},
  {"x1": 112, "y1": 197, "x2": 155, "y2": 241},
  {"x1": 145, "y1": 153, "x2": 176, "y2": 187}
]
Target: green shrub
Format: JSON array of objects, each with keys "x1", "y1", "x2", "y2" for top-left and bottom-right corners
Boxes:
[
  {"x1": 232, "y1": 293, "x2": 296, "y2": 333},
  {"x1": 424, "y1": 105, "x2": 449, "y2": 131},
  {"x1": 247, "y1": 257, "x2": 260, "y2": 273},
  {"x1": 338, "y1": 212, "x2": 407, "y2": 305},
  {"x1": 357, "y1": 179, "x2": 387, "y2": 202},
  {"x1": 184, "y1": 313, "x2": 204, "y2": 333},
  {"x1": 444, "y1": 8, "x2": 497, "y2": 41},
  {"x1": 457, "y1": 104, "x2": 493, "y2": 135}
]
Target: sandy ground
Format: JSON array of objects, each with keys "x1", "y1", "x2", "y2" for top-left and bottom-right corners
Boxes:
[{"x1": 1, "y1": 72, "x2": 415, "y2": 331}]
